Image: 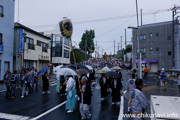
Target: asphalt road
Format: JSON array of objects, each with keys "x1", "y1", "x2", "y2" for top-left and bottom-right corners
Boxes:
[
  {"x1": 1, "y1": 71, "x2": 179, "y2": 120},
  {"x1": 0, "y1": 72, "x2": 127, "y2": 120}
]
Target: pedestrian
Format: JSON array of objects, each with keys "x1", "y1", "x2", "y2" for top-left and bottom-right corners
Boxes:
[
  {"x1": 26, "y1": 69, "x2": 32, "y2": 94},
  {"x1": 56, "y1": 73, "x2": 61, "y2": 94},
  {"x1": 127, "y1": 68, "x2": 132, "y2": 79},
  {"x1": 3, "y1": 69, "x2": 12, "y2": 99},
  {"x1": 160, "y1": 68, "x2": 167, "y2": 90},
  {"x1": 11, "y1": 70, "x2": 19, "y2": 99},
  {"x1": 65, "y1": 75, "x2": 76, "y2": 113},
  {"x1": 177, "y1": 72, "x2": 180, "y2": 95},
  {"x1": 32, "y1": 69, "x2": 39, "y2": 91},
  {"x1": 60, "y1": 75, "x2": 66, "y2": 96},
  {"x1": 31, "y1": 67, "x2": 35, "y2": 91},
  {"x1": 133, "y1": 69, "x2": 139, "y2": 79},
  {"x1": 99, "y1": 74, "x2": 108, "y2": 101},
  {"x1": 21, "y1": 70, "x2": 28, "y2": 98},
  {"x1": 75, "y1": 76, "x2": 81, "y2": 100},
  {"x1": 79, "y1": 76, "x2": 92, "y2": 120},
  {"x1": 111, "y1": 78, "x2": 123, "y2": 105},
  {"x1": 42, "y1": 71, "x2": 50, "y2": 94},
  {"x1": 131, "y1": 78, "x2": 148, "y2": 120},
  {"x1": 126, "y1": 73, "x2": 136, "y2": 113},
  {"x1": 143, "y1": 67, "x2": 148, "y2": 80}
]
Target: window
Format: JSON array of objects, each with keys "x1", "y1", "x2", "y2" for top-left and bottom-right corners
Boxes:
[
  {"x1": 140, "y1": 34, "x2": 146, "y2": 40},
  {"x1": 37, "y1": 40, "x2": 41, "y2": 46},
  {"x1": 156, "y1": 48, "x2": 159, "y2": 51},
  {"x1": 25, "y1": 37, "x2": 35, "y2": 50},
  {"x1": 168, "y1": 35, "x2": 171, "y2": 40},
  {"x1": 42, "y1": 43, "x2": 47, "y2": 52},
  {"x1": 64, "y1": 50, "x2": 69, "y2": 58},
  {"x1": 0, "y1": 5, "x2": 4, "y2": 17},
  {"x1": 4, "y1": 62, "x2": 10, "y2": 73},
  {"x1": 64, "y1": 37, "x2": 70, "y2": 46},
  {"x1": 168, "y1": 51, "x2": 171, "y2": 55},
  {"x1": 156, "y1": 33, "x2": 159, "y2": 37},
  {"x1": 25, "y1": 60, "x2": 33, "y2": 69},
  {"x1": 140, "y1": 48, "x2": 146, "y2": 53},
  {"x1": 52, "y1": 41, "x2": 62, "y2": 57},
  {"x1": 149, "y1": 33, "x2": 153, "y2": 38},
  {"x1": 0, "y1": 33, "x2": 2, "y2": 45}
]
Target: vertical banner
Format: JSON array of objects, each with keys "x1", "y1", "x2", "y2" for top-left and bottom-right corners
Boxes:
[{"x1": 19, "y1": 29, "x2": 24, "y2": 53}]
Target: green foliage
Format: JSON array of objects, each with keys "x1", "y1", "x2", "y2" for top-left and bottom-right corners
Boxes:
[
  {"x1": 124, "y1": 44, "x2": 132, "y2": 54},
  {"x1": 70, "y1": 49, "x2": 90, "y2": 64},
  {"x1": 79, "y1": 30, "x2": 95, "y2": 54}
]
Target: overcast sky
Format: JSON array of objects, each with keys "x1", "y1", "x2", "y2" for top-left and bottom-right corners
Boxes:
[{"x1": 14, "y1": 0, "x2": 180, "y2": 56}]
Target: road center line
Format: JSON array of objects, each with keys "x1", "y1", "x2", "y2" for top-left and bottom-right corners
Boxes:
[
  {"x1": 0, "y1": 112, "x2": 30, "y2": 120},
  {"x1": 118, "y1": 91, "x2": 126, "y2": 120},
  {"x1": 31, "y1": 101, "x2": 67, "y2": 120}
]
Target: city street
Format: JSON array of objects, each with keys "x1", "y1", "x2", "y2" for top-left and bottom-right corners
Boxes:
[{"x1": 0, "y1": 70, "x2": 179, "y2": 120}]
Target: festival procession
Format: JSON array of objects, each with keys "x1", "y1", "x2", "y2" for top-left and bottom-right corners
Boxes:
[{"x1": 1, "y1": 0, "x2": 180, "y2": 120}]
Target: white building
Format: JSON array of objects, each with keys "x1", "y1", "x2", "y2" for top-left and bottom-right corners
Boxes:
[
  {"x1": 0, "y1": 0, "x2": 15, "y2": 81},
  {"x1": 14, "y1": 23, "x2": 51, "y2": 71},
  {"x1": 44, "y1": 31, "x2": 71, "y2": 66}
]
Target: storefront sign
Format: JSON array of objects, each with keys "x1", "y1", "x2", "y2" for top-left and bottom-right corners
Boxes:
[{"x1": 19, "y1": 29, "x2": 24, "y2": 53}]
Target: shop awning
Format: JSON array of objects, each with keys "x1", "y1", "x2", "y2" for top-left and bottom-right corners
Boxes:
[
  {"x1": 148, "y1": 60, "x2": 158, "y2": 63},
  {"x1": 135, "y1": 59, "x2": 146, "y2": 64}
]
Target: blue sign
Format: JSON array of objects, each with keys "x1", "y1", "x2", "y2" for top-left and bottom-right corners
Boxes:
[
  {"x1": 19, "y1": 29, "x2": 24, "y2": 53},
  {"x1": 0, "y1": 45, "x2": 3, "y2": 53}
]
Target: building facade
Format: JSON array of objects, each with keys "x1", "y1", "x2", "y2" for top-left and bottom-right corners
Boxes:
[
  {"x1": 14, "y1": 23, "x2": 51, "y2": 71},
  {"x1": 44, "y1": 31, "x2": 71, "y2": 66},
  {"x1": 0, "y1": 0, "x2": 15, "y2": 81},
  {"x1": 132, "y1": 21, "x2": 180, "y2": 73}
]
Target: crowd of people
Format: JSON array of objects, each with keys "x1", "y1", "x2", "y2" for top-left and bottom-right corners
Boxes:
[{"x1": 3, "y1": 67, "x2": 50, "y2": 99}]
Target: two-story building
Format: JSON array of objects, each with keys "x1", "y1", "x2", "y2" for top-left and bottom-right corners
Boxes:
[
  {"x1": 0, "y1": 0, "x2": 15, "y2": 81},
  {"x1": 14, "y1": 23, "x2": 51, "y2": 71}
]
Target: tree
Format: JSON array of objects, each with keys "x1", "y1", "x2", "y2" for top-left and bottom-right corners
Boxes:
[
  {"x1": 79, "y1": 30, "x2": 95, "y2": 54},
  {"x1": 124, "y1": 44, "x2": 132, "y2": 54}
]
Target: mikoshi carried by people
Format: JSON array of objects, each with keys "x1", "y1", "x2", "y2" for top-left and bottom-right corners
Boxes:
[
  {"x1": 65, "y1": 75, "x2": 76, "y2": 113},
  {"x1": 131, "y1": 78, "x2": 149, "y2": 120},
  {"x1": 79, "y1": 76, "x2": 92, "y2": 120}
]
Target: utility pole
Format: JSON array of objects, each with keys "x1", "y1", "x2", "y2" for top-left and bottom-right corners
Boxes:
[
  {"x1": 136, "y1": 0, "x2": 142, "y2": 79},
  {"x1": 141, "y1": 9, "x2": 143, "y2": 26},
  {"x1": 125, "y1": 28, "x2": 127, "y2": 62},
  {"x1": 114, "y1": 40, "x2": 115, "y2": 57},
  {"x1": 18, "y1": 0, "x2": 20, "y2": 22},
  {"x1": 172, "y1": 5, "x2": 180, "y2": 69},
  {"x1": 85, "y1": 29, "x2": 87, "y2": 61}
]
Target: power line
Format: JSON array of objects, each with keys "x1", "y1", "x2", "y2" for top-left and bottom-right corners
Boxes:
[{"x1": 30, "y1": 8, "x2": 171, "y2": 28}]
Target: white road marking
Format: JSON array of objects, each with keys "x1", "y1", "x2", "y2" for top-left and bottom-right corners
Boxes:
[
  {"x1": 118, "y1": 91, "x2": 126, "y2": 120},
  {"x1": 31, "y1": 101, "x2": 67, "y2": 120},
  {"x1": 0, "y1": 112, "x2": 30, "y2": 120},
  {"x1": 50, "y1": 83, "x2": 57, "y2": 86}
]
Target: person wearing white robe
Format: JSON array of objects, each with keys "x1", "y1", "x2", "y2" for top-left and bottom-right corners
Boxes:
[{"x1": 65, "y1": 75, "x2": 76, "y2": 113}]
